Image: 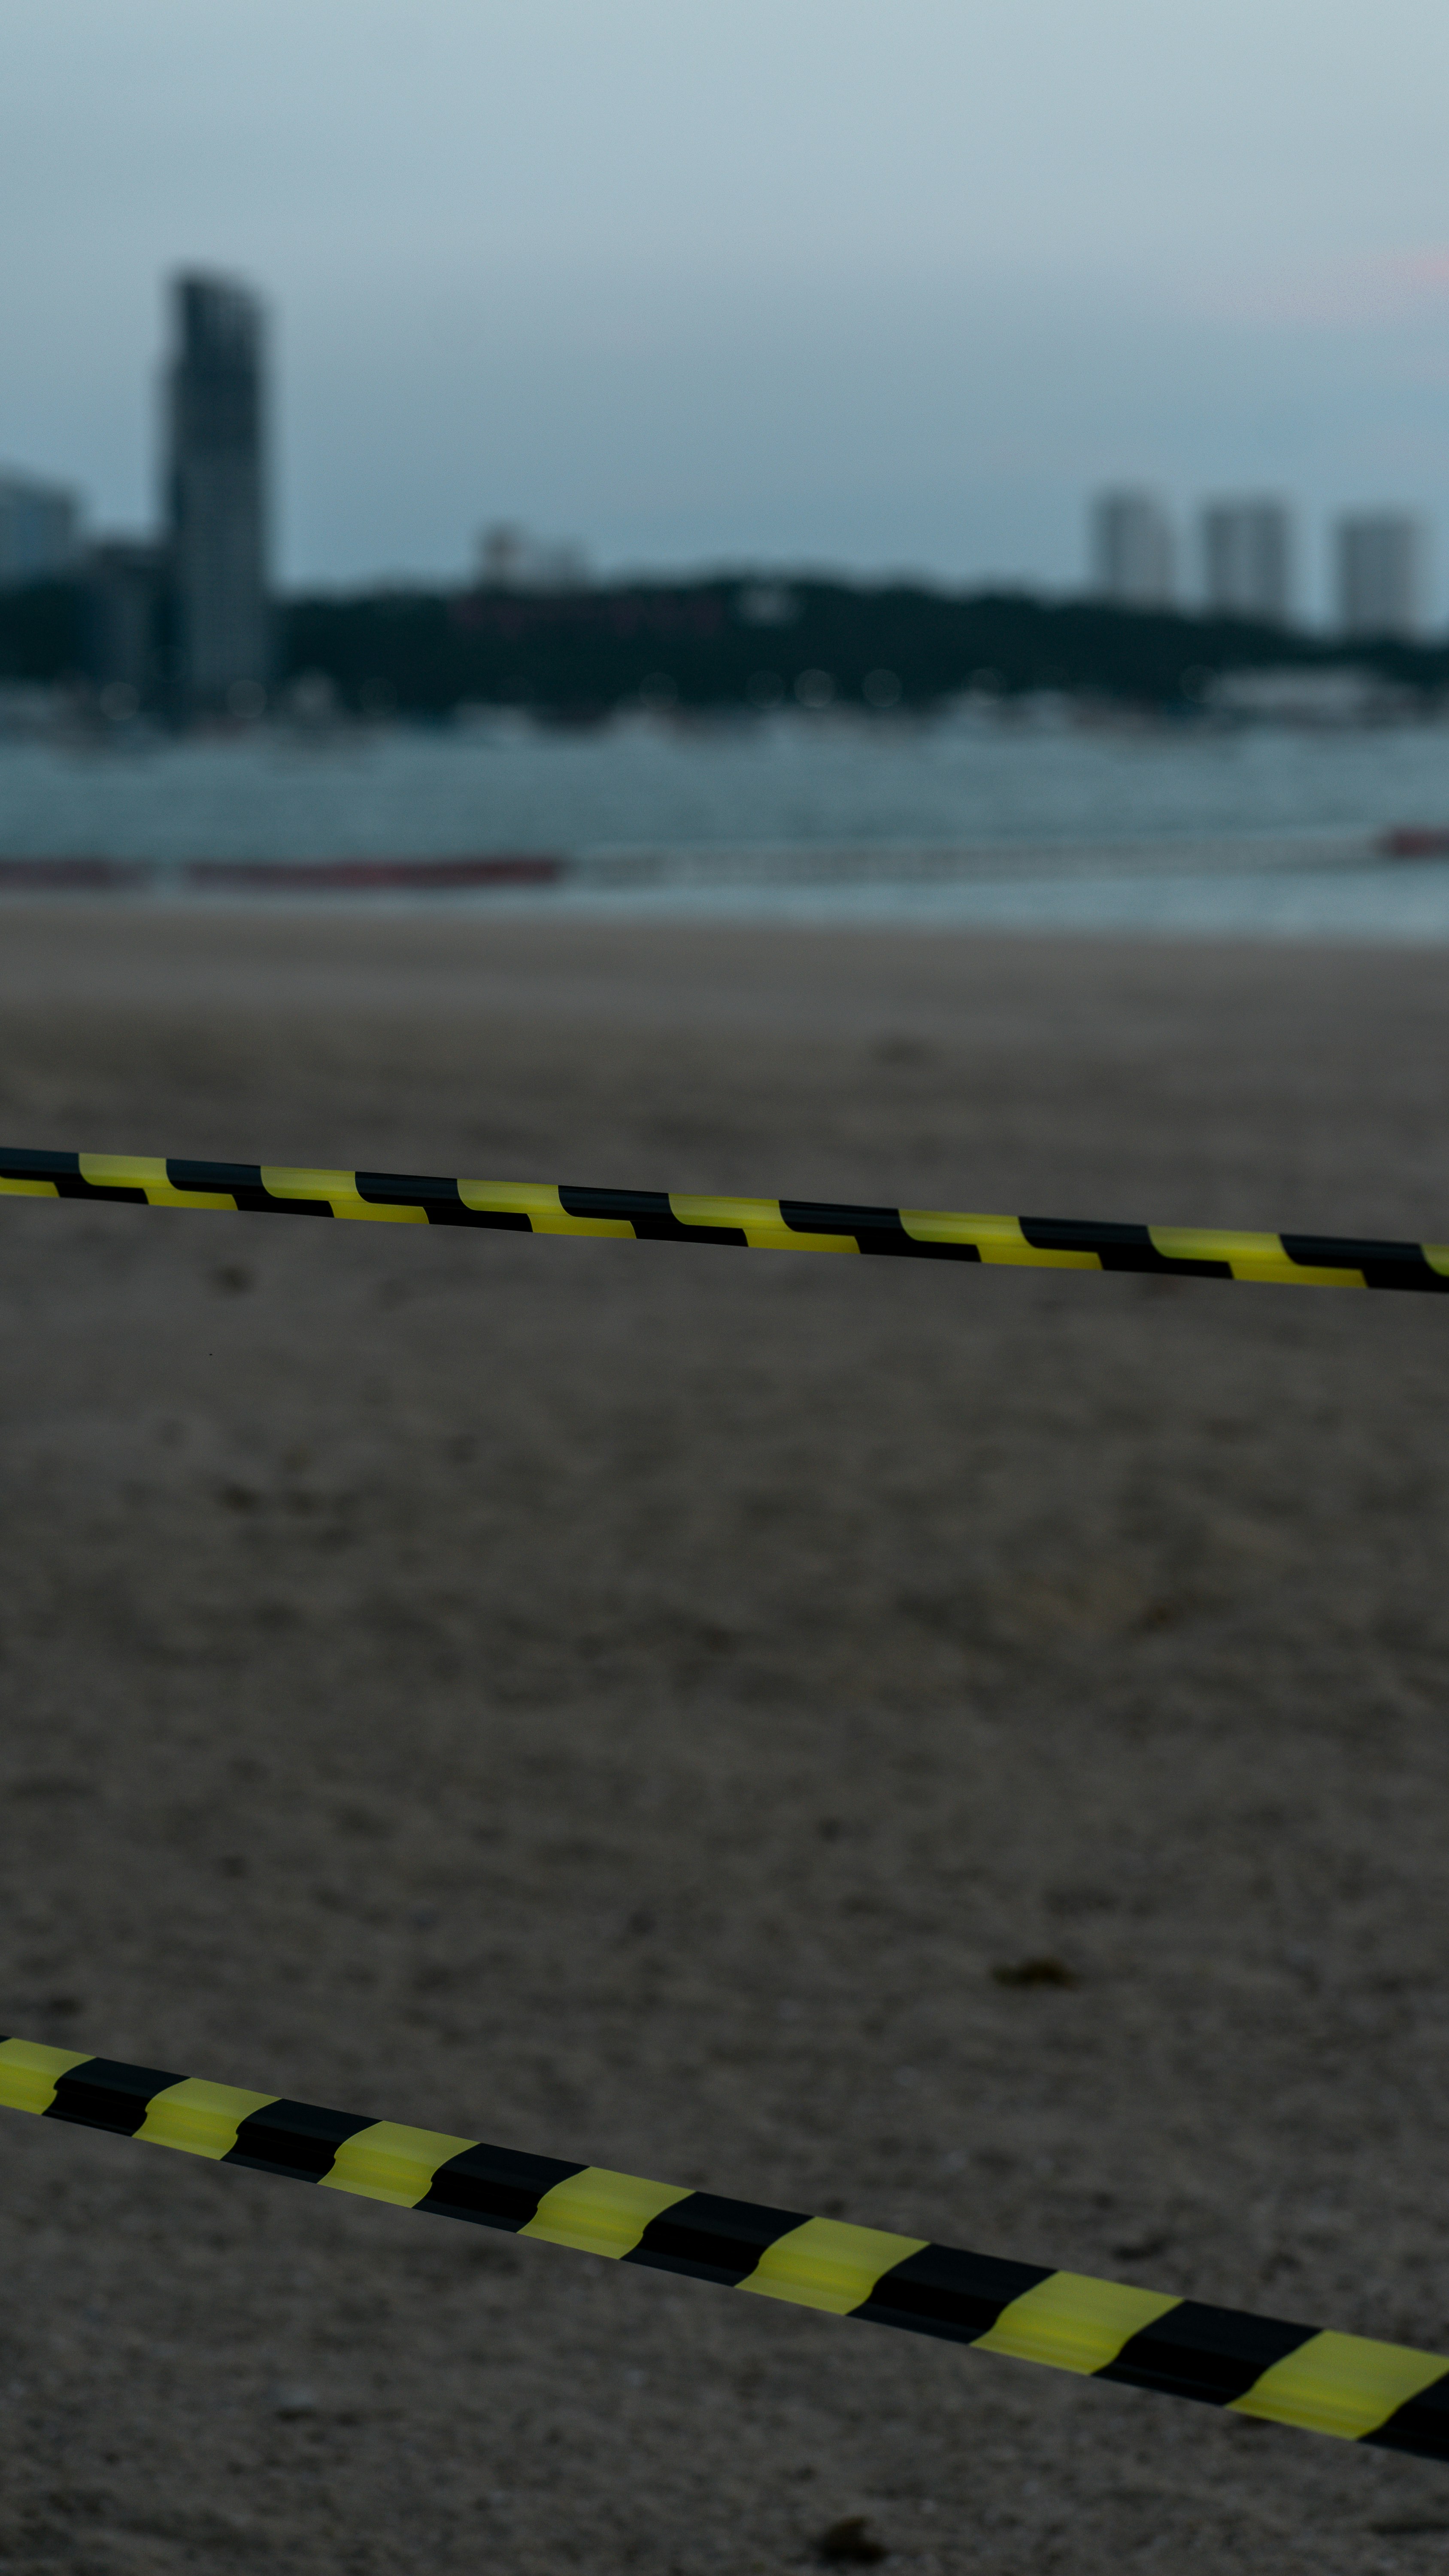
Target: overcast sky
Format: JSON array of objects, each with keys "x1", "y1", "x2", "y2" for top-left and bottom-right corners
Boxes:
[{"x1": 5, "y1": 0, "x2": 1449, "y2": 611}]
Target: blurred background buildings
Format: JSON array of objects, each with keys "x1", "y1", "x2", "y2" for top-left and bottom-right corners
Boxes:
[
  {"x1": 166, "y1": 273, "x2": 270, "y2": 714},
  {"x1": 83, "y1": 538, "x2": 166, "y2": 710},
  {"x1": 1201, "y1": 500, "x2": 1293, "y2": 626},
  {"x1": 1090, "y1": 492, "x2": 1176, "y2": 610},
  {"x1": 0, "y1": 471, "x2": 80, "y2": 589},
  {"x1": 1091, "y1": 489, "x2": 1426, "y2": 639},
  {"x1": 1336, "y1": 513, "x2": 1425, "y2": 640},
  {"x1": 3, "y1": 271, "x2": 270, "y2": 717},
  {"x1": 0, "y1": 267, "x2": 1442, "y2": 721}
]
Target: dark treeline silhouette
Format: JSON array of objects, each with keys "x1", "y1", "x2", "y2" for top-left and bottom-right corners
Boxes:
[
  {"x1": 3, "y1": 572, "x2": 1447, "y2": 714},
  {"x1": 0, "y1": 580, "x2": 85, "y2": 687}
]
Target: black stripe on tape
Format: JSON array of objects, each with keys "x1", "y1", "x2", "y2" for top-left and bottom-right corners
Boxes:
[
  {"x1": 779, "y1": 1199, "x2": 905, "y2": 1244},
  {"x1": 0, "y1": 1148, "x2": 82, "y2": 1185},
  {"x1": 1099, "y1": 2301, "x2": 1317, "y2": 2407},
  {"x1": 246, "y1": 1192, "x2": 337, "y2": 1218},
  {"x1": 627, "y1": 2191, "x2": 811, "y2": 2286},
  {"x1": 417, "y1": 2141, "x2": 585, "y2": 2228},
  {"x1": 777, "y1": 1201, "x2": 982, "y2": 1261},
  {"x1": 558, "y1": 1185, "x2": 748, "y2": 1248},
  {"x1": 855, "y1": 2244, "x2": 1053, "y2": 2342},
  {"x1": 1367, "y1": 2374, "x2": 1449, "y2": 2459},
  {"x1": 167, "y1": 1159, "x2": 264, "y2": 1196},
  {"x1": 166, "y1": 1160, "x2": 337, "y2": 1217},
  {"x1": 1020, "y1": 1218, "x2": 1233, "y2": 1280},
  {"x1": 1279, "y1": 1235, "x2": 1449, "y2": 1293},
  {"x1": 225, "y1": 2099, "x2": 374, "y2": 2181},
  {"x1": 353, "y1": 1172, "x2": 530, "y2": 1231},
  {"x1": 45, "y1": 2058, "x2": 182, "y2": 2136}
]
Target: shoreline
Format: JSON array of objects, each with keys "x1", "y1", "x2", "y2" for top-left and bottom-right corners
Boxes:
[{"x1": 8, "y1": 837, "x2": 1449, "y2": 943}]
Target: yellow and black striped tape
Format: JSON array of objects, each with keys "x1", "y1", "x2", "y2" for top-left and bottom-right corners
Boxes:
[
  {"x1": 2, "y1": 1148, "x2": 1448, "y2": 1291},
  {"x1": 3, "y1": 2034, "x2": 1447, "y2": 2459}
]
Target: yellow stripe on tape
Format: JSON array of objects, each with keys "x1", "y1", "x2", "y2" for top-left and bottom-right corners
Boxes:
[
  {"x1": 521, "y1": 2166, "x2": 692, "y2": 2258},
  {"x1": 78, "y1": 1154, "x2": 237, "y2": 1212},
  {"x1": 976, "y1": 2272, "x2": 1181, "y2": 2375},
  {"x1": 457, "y1": 1180, "x2": 635, "y2": 1239},
  {"x1": 773, "y1": 1230, "x2": 859, "y2": 1257},
  {"x1": 1149, "y1": 1225, "x2": 1364, "y2": 1288},
  {"x1": 901, "y1": 1212, "x2": 1101, "y2": 1269},
  {"x1": 668, "y1": 1193, "x2": 805, "y2": 1250},
  {"x1": 1151, "y1": 1224, "x2": 1288, "y2": 1278},
  {"x1": 258, "y1": 1166, "x2": 427, "y2": 1224},
  {"x1": 0, "y1": 1177, "x2": 59, "y2": 1199},
  {"x1": 0, "y1": 2038, "x2": 93, "y2": 2116},
  {"x1": 1274, "y1": 1256, "x2": 1371, "y2": 1288},
  {"x1": 1231, "y1": 2330, "x2": 1449, "y2": 2441},
  {"x1": 135, "y1": 2079, "x2": 279, "y2": 2160},
  {"x1": 320, "y1": 2120, "x2": 478, "y2": 2208},
  {"x1": 667, "y1": 1192, "x2": 859, "y2": 1254},
  {"x1": 740, "y1": 2218, "x2": 928, "y2": 2316}
]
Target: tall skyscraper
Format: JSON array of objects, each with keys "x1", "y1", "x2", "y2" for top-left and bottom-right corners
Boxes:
[
  {"x1": 1090, "y1": 491, "x2": 1176, "y2": 608},
  {"x1": 166, "y1": 272, "x2": 270, "y2": 712},
  {"x1": 1200, "y1": 499, "x2": 1293, "y2": 624},
  {"x1": 1335, "y1": 513, "x2": 1424, "y2": 639},
  {"x1": 0, "y1": 471, "x2": 80, "y2": 587}
]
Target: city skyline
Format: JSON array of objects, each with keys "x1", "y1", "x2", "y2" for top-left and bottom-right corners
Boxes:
[
  {"x1": 1089, "y1": 488, "x2": 1430, "y2": 637},
  {"x1": 4, "y1": 273, "x2": 1446, "y2": 718},
  {"x1": 3, "y1": 304, "x2": 1444, "y2": 627},
  {"x1": 6, "y1": 343, "x2": 1435, "y2": 644},
  {"x1": 2, "y1": 3, "x2": 1447, "y2": 614}
]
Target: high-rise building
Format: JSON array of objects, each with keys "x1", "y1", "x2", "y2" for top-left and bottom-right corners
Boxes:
[
  {"x1": 1090, "y1": 491, "x2": 1176, "y2": 609},
  {"x1": 1335, "y1": 513, "x2": 1424, "y2": 639},
  {"x1": 1200, "y1": 499, "x2": 1293, "y2": 624},
  {"x1": 0, "y1": 471, "x2": 81, "y2": 588},
  {"x1": 165, "y1": 272, "x2": 270, "y2": 711}
]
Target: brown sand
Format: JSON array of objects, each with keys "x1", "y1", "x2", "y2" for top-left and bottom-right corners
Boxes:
[{"x1": 3, "y1": 903, "x2": 1449, "y2": 2573}]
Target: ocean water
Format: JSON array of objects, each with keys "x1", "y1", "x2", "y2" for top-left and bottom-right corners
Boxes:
[{"x1": 3, "y1": 707, "x2": 1449, "y2": 938}]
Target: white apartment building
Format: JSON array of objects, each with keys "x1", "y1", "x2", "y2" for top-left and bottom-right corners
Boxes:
[
  {"x1": 1200, "y1": 499, "x2": 1293, "y2": 623},
  {"x1": 0, "y1": 471, "x2": 81, "y2": 587},
  {"x1": 1335, "y1": 513, "x2": 1424, "y2": 639},
  {"x1": 1091, "y1": 490, "x2": 1176, "y2": 608}
]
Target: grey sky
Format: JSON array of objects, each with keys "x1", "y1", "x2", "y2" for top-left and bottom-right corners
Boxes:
[{"x1": 5, "y1": 0, "x2": 1449, "y2": 608}]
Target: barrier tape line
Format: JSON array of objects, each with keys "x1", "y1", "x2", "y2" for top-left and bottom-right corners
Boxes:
[
  {"x1": 3, "y1": 2037, "x2": 1447, "y2": 2460},
  {"x1": 3, "y1": 1148, "x2": 1449, "y2": 1292}
]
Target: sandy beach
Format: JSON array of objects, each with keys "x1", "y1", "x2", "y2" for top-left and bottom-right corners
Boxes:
[{"x1": 3, "y1": 902, "x2": 1449, "y2": 2574}]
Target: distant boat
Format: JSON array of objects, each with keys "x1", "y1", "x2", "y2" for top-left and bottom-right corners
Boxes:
[
  {"x1": 194, "y1": 853, "x2": 567, "y2": 891},
  {"x1": 0, "y1": 852, "x2": 568, "y2": 894},
  {"x1": 0, "y1": 858, "x2": 151, "y2": 891},
  {"x1": 1379, "y1": 828, "x2": 1449, "y2": 860}
]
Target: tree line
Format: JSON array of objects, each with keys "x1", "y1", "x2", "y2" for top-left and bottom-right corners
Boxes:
[{"x1": 3, "y1": 572, "x2": 1445, "y2": 714}]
